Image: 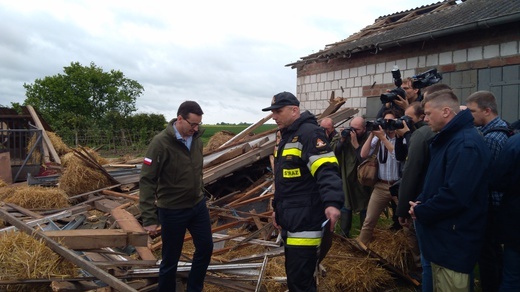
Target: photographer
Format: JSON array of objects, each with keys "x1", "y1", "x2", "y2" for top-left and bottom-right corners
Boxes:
[
  {"x1": 394, "y1": 102, "x2": 425, "y2": 161},
  {"x1": 377, "y1": 77, "x2": 423, "y2": 119},
  {"x1": 333, "y1": 117, "x2": 372, "y2": 238},
  {"x1": 320, "y1": 117, "x2": 339, "y2": 143},
  {"x1": 357, "y1": 110, "x2": 401, "y2": 245}
]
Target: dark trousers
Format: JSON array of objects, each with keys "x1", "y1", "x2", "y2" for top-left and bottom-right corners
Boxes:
[
  {"x1": 157, "y1": 200, "x2": 213, "y2": 292},
  {"x1": 478, "y1": 206, "x2": 503, "y2": 292},
  {"x1": 284, "y1": 244, "x2": 318, "y2": 292}
]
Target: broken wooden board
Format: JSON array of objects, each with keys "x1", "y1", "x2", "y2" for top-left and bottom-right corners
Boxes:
[
  {"x1": 110, "y1": 208, "x2": 156, "y2": 261},
  {"x1": 43, "y1": 229, "x2": 148, "y2": 250}
]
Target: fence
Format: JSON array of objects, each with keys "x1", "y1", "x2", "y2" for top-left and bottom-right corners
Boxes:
[{"x1": 57, "y1": 129, "x2": 161, "y2": 156}]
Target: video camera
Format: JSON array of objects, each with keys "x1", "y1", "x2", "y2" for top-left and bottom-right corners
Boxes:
[
  {"x1": 366, "y1": 116, "x2": 414, "y2": 131},
  {"x1": 380, "y1": 66, "x2": 406, "y2": 104},
  {"x1": 412, "y1": 68, "x2": 442, "y2": 89}
]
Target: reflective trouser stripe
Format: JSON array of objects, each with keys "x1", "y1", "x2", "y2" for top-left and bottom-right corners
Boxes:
[
  {"x1": 286, "y1": 237, "x2": 321, "y2": 246},
  {"x1": 286, "y1": 230, "x2": 323, "y2": 246}
]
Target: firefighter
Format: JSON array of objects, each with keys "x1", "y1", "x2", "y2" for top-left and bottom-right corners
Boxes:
[{"x1": 262, "y1": 91, "x2": 344, "y2": 292}]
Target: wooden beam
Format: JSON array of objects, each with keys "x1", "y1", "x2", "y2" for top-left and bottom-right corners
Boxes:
[
  {"x1": 110, "y1": 208, "x2": 156, "y2": 261},
  {"x1": 219, "y1": 113, "x2": 273, "y2": 148},
  {"x1": 0, "y1": 207, "x2": 138, "y2": 292},
  {"x1": 101, "y1": 189, "x2": 139, "y2": 201},
  {"x1": 26, "y1": 105, "x2": 61, "y2": 164},
  {"x1": 43, "y1": 229, "x2": 148, "y2": 250}
]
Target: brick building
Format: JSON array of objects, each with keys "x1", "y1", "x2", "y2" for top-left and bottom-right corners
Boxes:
[{"x1": 287, "y1": 0, "x2": 520, "y2": 123}]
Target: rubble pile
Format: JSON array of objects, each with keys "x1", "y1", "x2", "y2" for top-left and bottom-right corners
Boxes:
[{"x1": 0, "y1": 102, "x2": 420, "y2": 291}]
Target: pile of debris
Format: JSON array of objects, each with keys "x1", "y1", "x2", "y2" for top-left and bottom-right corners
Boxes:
[{"x1": 0, "y1": 97, "x2": 420, "y2": 291}]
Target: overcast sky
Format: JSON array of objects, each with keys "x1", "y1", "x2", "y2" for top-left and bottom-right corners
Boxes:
[{"x1": 0, "y1": 0, "x2": 436, "y2": 124}]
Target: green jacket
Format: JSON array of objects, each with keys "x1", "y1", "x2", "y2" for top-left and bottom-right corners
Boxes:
[
  {"x1": 139, "y1": 119, "x2": 205, "y2": 226},
  {"x1": 332, "y1": 131, "x2": 372, "y2": 212}
]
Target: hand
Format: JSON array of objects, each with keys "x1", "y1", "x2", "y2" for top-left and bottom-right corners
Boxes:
[
  {"x1": 395, "y1": 121, "x2": 410, "y2": 137},
  {"x1": 272, "y1": 212, "x2": 280, "y2": 230},
  {"x1": 373, "y1": 126, "x2": 385, "y2": 139},
  {"x1": 325, "y1": 206, "x2": 341, "y2": 232},
  {"x1": 394, "y1": 95, "x2": 409, "y2": 110},
  {"x1": 350, "y1": 130, "x2": 359, "y2": 148},
  {"x1": 409, "y1": 201, "x2": 421, "y2": 220},
  {"x1": 398, "y1": 216, "x2": 410, "y2": 228},
  {"x1": 144, "y1": 224, "x2": 159, "y2": 236}
]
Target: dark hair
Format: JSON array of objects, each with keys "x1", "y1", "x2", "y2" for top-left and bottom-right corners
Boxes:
[
  {"x1": 382, "y1": 109, "x2": 399, "y2": 119},
  {"x1": 177, "y1": 101, "x2": 204, "y2": 117},
  {"x1": 409, "y1": 101, "x2": 424, "y2": 117}
]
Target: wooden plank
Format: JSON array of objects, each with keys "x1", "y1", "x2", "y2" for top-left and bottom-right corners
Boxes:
[
  {"x1": 227, "y1": 193, "x2": 274, "y2": 208},
  {"x1": 219, "y1": 113, "x2": 273, "y2": 148},
  {"x1": 26, "y1": 105, "x2": 61, "y2": 164},
  {"x1": 110, "y1": 208, "x2": 156, "y2": 261},
  {"x1": 204, "y1": 143, "x2": 251, "y2": 169},
  {"x1": 203, "y1": 138, "x2": 276, "y2": 185},
  {"x1": 255, "y1": 255, "x2": 269, "y2": 292},
  {"x1": 352, "y1": 237, "x2": 420, "y2": 287},
  {"x1": 0, "y1": 207, "x2": 138, "y2": 292},
  {"x1": 101, "y1": 189, "x2": 139, "y2": 201},
  {"x1": 50, "y1": 280, "x2": 101, "y2": 292},
  {"x1": 224, "y1": 180, "x2": 271, "y2": 207},
  {"x1": 6, "y1": 203, "x2": 43, "y2": 219},
  {"x1": 94, "y1": 198, "x2": 122, "y2": 213},
  {"x1": 43, "y1": 229, "x2": 148, "y2": 250}
]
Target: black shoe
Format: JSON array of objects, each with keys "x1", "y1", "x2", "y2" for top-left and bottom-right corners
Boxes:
[{"x1": 389, "y1": 223, "x2": 402, "y2": 232}]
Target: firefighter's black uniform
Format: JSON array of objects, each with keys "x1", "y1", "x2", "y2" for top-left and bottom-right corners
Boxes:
[{"x1": 272, "y1": 110, "x2": 344, "y2": 292}]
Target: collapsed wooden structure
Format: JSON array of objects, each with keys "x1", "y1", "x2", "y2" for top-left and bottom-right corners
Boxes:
[{"x1": 0, "y1": 96, "x2": 420, "y2": 291}]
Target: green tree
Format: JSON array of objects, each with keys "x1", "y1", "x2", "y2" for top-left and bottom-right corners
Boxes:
[{"x1": 23, "y1": 61, "x2": 143, "y2": 132}]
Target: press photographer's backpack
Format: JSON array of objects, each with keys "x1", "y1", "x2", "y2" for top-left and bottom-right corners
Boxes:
[{"x1": 482, "y1": 119, "x2": 520, "y2": 138}]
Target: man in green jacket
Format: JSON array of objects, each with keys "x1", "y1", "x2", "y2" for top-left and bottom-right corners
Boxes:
[
  {"x1": 332, "y1": 116, "x2": 372, "y2": 238},
  {"x1": 139, "y1": 101, "x2": 213, "y2": 292}
]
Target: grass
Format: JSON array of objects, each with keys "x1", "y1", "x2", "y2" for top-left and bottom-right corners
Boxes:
[{"x1": 200, "y1": 124, "x2": 277, "y2": 145}]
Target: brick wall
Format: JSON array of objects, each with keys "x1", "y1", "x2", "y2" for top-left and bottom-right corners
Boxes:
[{"x1": 294, "y1": 25, "x2": 520, "y2": 117}]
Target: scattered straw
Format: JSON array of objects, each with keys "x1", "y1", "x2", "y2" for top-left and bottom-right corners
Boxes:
[
  {"x1": 1, "y1": 185, "x2": 69, "y2": 209},
  {"x1": 0, "y1": 231, "x2": 78, "y2": 291},
  {"x1": 0, "y1": 179, "x2": 7, "y2": 187},
  {"x1": 366, "y1": 228, "x2": 416, "y2": 274}
]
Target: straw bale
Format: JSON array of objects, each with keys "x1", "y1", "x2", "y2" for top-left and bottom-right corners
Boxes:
[
  {"x1": 2, "y1": 185, "x2": 69, "y2": 209},
  {"x1": 60, "y1": 147, "x2": 109, "y2": 168},
  {"x1": 0, "y1": 185, "x2": 16, "y2": 201},
  {"x1": 203, "y1": 130, "x2": 235, "y2": 153},
  {"x1": 46, "y1": 131, "x2": 71, "y2": 156},
  {"x1": 366, "y1": 228, "x2": 416, "y2": 274},
  {"x1": 58, "y1": 159, "x2": 112, "y2": 197},
  {"x1": 0, "y1": 231, "x2": 78, "y2": 291}
]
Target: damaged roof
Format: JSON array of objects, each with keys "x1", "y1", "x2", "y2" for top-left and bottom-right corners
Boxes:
[{"x1": 287, "y1": 0, "x2": 520, "y2": 68}]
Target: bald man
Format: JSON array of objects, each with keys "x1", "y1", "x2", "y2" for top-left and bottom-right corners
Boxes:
[
  {"x1": 332, "y1": 116, "x2": 373, "y2": 237},
  {"x1": 320, "y1": 117, "x2": 338, "y2": 143}
]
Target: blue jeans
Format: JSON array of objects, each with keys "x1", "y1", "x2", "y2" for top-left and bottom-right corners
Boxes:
[
  {"x1": 500, "y1": 244, "x2": 520, "y2": 292},
  {"x1": 157, "y1": 200, "x2": 213, "y2": 292},
  {"x1": 420, "y1": 253, "x2": 433, "y2": 292},
  {"x1": 415, "y1": 221, "x2": 432, "y2": 292}
]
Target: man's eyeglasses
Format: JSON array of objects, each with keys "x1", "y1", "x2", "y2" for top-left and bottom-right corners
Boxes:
[{"x1": 184, "y1": 118, "x2": 202, "y2": 128}]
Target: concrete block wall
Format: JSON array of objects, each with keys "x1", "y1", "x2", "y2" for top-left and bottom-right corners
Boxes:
[{"x1": 296, "y1": 40, "x2": 520, "y2": 117}]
